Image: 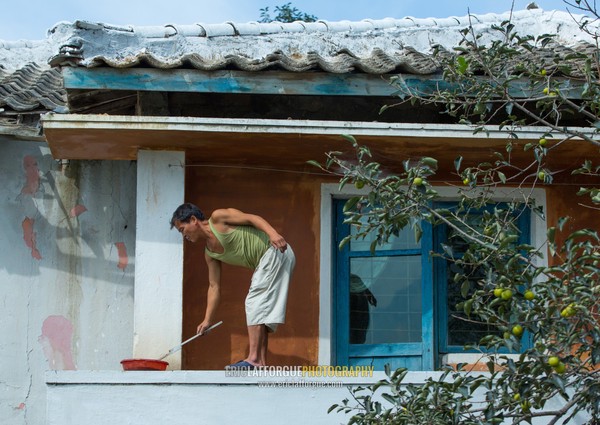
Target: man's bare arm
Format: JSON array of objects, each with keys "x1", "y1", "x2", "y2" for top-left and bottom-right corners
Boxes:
[
  {"x1": 211, "y1": 208, "x2": 288, "y2": 252},
  {"x1": 197, "y1": 253, "x2": 222, "y2": 334}
]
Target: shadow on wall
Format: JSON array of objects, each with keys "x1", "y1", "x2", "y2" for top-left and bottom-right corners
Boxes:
[{"x1": 0, "y1": 142, "x2": 136, "y2": 281}]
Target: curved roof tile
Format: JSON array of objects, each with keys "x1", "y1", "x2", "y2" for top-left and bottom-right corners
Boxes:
[
  {"x1": 47, "y1": 9, "x2": 595, "y2": 76},
  {"x1": 0, "y1": 63, "x2": 66, "y2": 112},
  {"x1": 0, "y1": 7, "x2": 596, "y2": 117}
]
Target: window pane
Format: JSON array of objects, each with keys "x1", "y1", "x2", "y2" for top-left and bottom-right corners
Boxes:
[
  {"x1": 350, "y1": 212, "x2": 419, "y2": 251},
  {"x1": 446, "y1": 262, "x2": 499, "y2": 346},
  {"x1": 442, "y1": 212, "x2": 504, "y2": 347},
  {"x1": 350, "y1": 256, "x2": 422, "y2": 344}
]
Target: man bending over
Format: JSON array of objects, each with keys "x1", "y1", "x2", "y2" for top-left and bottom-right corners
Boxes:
[{"x1": 170, "y1": 203, "x2": 295, "y2": 369}]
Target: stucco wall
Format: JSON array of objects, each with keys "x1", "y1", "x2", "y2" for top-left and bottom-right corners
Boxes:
[
  {"x1": 182, "y1": 165, "x2": 335, "y2": 369},
  {"x1": 545, "y1": 185, "x2": 600, "y2": 251},
  {"x1": 0, "y1": 138, "x2": 136, "y2": 424}
]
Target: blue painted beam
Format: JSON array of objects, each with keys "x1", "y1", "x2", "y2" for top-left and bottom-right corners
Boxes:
[
  {"x1": 62, "y1": 67, "x2": 403, "y2": 96},
  {"x1": 62, "y1": 67, "x2": 584, "y2": 99}
]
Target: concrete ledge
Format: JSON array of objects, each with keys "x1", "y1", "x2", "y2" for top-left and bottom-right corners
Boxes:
[
  {"x1": 45, "y1": 370, "x2": 588, "y2": 425},
  {"x1": 45, "y1": 369, "x2": 451, "y2": 385}
]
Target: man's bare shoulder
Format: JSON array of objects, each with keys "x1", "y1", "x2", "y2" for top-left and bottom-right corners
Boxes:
[{"x1": 210, "y1": 208, "x2": 244, "y2": 223}]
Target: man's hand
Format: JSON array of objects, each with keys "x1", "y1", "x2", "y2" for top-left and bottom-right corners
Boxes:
[
  {"x1": 197, "y1": 320, "x2": 212, "y2": 335},
  {"x1": 270, "y1": 232, "x2": 288, "y2": 252}
]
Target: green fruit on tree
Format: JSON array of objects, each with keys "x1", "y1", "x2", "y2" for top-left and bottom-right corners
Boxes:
[
  {"x1": 512, "y1": 324, "x2": 524, "y2": 337},
  {"x1": 554, "y1": 362, "x2": 566, "y2": 374},
  {"x1": 543, "y1": 87, "x2": 549, "y2": 95},
  {"x1": 493, "y1": 287, "x2": 504, "y2": 298},
  {"x1": 521, "y1": 400, "x2": 531, "y2": 412},
  {"x1": 524, "y1": 290, "x2": 535, "y2": 301},
  {"x1": 561, "y1": 305, "x2": 576, "y2": 318},
  {"x1": 354, "y1": 180, "x2": 365, "y2": 189},
  {"x1": 513, "y1": 393, "x2": 521, "y2": 401},
  {"x1": 548, "y1": 356, "x2": 560, "y2": 367},
  {"x1": 540, "y1": 69, "x2": 547, "y2": 76},
  {"x1": 501, "y1": 289, "x2": 513, "y2": 301},
  {"x1": 538, "y1": 171, "x2": 546, "y2": 181},
  {"x1": 539, "y1": 138, "x2": 547, "y2": 146},
  {"x1": 413, "y1": 177, "x2": 423, "y2": 186},
  {"x1": 463, "y1": 178, "x2": 470, "y2": 185},
  {"x1": 484, "y1": 226, "x2": 494, "y2": 236},
  {"x1": 503, "y1": 331, "x2": 511, "y2": 339}
]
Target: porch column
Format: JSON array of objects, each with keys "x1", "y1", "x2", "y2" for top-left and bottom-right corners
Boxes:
[{"x1": 134, "y1": 150, "x2": 185, "y2": 369}]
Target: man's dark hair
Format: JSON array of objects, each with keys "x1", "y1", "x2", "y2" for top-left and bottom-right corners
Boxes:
[{"x1": 170, "y1": 203, "x2": 205, "y2": 228}]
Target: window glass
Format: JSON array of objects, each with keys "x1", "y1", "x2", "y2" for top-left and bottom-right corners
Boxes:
[
  {"x1": 350, "y1": 210, "x2": 420, "y2": 252},
  {"x1": 440, "y1": 205, "x2": 528, "y2": 349},
  {"x1": 350, "y1": 256, "x2": 422, "y2": 344},
  {"x1": 445, "y1": 262, "x2": 498, "y2": 346}
]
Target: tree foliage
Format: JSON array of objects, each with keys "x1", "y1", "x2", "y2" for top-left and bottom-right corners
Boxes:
[
  {"x1": 258, "y1": 2, "x2": 318, "y2": 23},
  {"x1": 316, "y1": 1, "x2": 600, "y2": 424}
]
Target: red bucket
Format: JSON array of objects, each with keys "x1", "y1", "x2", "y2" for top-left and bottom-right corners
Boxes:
[{"x1": 120, "y1": 358, "x2": 169, "y2": 371}]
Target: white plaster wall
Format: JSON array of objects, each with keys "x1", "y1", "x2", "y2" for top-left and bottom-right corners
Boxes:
[
  {"x1": 133, "y1": 150, "x2": 185, "y2": 367},
  {"x1": 45, "y1": 371, "x2": 590, "y2": 425},
  {"x1": 0, "y1": 138, "x2": 136, "y2": 424}
]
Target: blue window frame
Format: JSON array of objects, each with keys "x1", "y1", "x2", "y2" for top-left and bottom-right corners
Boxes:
[
  {"x1": 333, "y1": 199, "x2": 434, "y2": 370},
  {"x1": 333, "y1": 199, "x2": 532, "y2": 370}
]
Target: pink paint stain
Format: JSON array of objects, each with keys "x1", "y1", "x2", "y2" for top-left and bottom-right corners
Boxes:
[
  {"x1": 39, "y1": 315, "x2": 76, "y2": 370},
  {"x1": 115, "y1": 242, "x2": 128, "y2": 270},
  {"x1": 70, "y1": 204, "x2": 87, "y2": 217},
  {"x1": 17, "y1": 403, "x2": 25, "y2": 410},
  {"x1": 21, "y1": 155, "x2": 40, "y2": 195},
  {"x1": 22, "y1": 217, "x2": 42, "y2": 260}
]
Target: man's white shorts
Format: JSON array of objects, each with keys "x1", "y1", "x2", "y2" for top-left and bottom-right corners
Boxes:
[{"x1": 245, "y1": 245, "x2": 296, "y2": 332}]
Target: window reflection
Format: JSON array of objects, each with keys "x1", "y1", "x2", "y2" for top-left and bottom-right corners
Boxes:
[
  {"x1": 350, "y1": 256, "x2": 422, "y2": 344},
  {"x1": 349, "y1": 273, "x2": 377, "y2": 344},
  {"x1": 350, "y1": 218, "x2": 420, "y2": 251}
]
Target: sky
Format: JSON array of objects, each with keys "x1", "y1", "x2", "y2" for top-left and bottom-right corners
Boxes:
[{"x1": 0, "y1": 0, "x2": 574, "y2": 41}]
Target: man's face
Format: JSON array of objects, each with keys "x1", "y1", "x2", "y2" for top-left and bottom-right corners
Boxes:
[{"x1": 175, "y1": 217, "x2": 200, "y2": 243}]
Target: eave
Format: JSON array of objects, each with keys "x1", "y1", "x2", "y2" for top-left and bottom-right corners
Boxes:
[{"x1": 41, "y1": 114, "x2": 595, "y2": 182}]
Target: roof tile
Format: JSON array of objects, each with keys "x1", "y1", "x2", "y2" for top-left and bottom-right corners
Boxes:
[{"x1": 0, "y1": 63, "x2": 66, "y2": 112}]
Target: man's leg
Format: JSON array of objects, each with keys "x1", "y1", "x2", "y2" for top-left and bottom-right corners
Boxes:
[
  {"x1": 261, "y1": 331, "x2": 268, "y2": 365},
  {"x1": 246, "y1": 324, "x2": 268, "y2": 366}
]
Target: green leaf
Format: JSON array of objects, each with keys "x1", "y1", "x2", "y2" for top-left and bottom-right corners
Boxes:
[
  {"x1": 550, "y1": 374, "x2": 566, "y2": 393},
  {"x1": 557, "y1": 216, "x2": 569, "y2": 231},
  {"x1": 457, "y1": 56, "x2": 469, "y2": 74},
  {"x1": 343, "y1": 197, "x2": 361, "y2": 213},
  {"x1": 497, "y1": 171, "x2": 506, "y2": 184},
  {"x1": 414, "y1": 224, "x2": 423, "y2": 243},
  {"x1": 454, "y1": 156, "x2": 463, "y2": 173},
  {"x1": 547, "y1": 227, "x2": 556, "y2": 244},
  {"x1": 381, "y1": 393, "x2": 397, "y2": 404},
  {"x1": 461, "y1": 280, "x2": 471, "y2": 298},
  {"x1": 421, "y1": 157, "x2": 439, "y2": 170},
  {"x1": 306, "y1": 159, "x2": 324, "y2": 169},
  {"x1": 463, "y1": 299, "x2": 473, "y2": 316},
  {"x1": 341, "y1": 134, "x2": 357, "y2": 145}
]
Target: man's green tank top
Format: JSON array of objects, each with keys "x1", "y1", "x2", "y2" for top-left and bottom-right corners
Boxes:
[{"x1": 205, "y1": 219, "x2": 270, "y2": 269}]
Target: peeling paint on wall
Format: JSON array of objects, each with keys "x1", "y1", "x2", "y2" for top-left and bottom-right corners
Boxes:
[
  {"x1": 39, "y1": 315, "x2": 76, "y2": 370},
  {"x1": 20, "y1": 155, "x2": 40, "y2": 195},
  {"x1": 21, "y1": 217, "x2": 42, "y2": 260},
  {"x1": 115, "y1": 242, "x2": 128, "y2": 270},
  {"x1": 69, "y1": 204, "x2": 87, "y2": 217}
]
